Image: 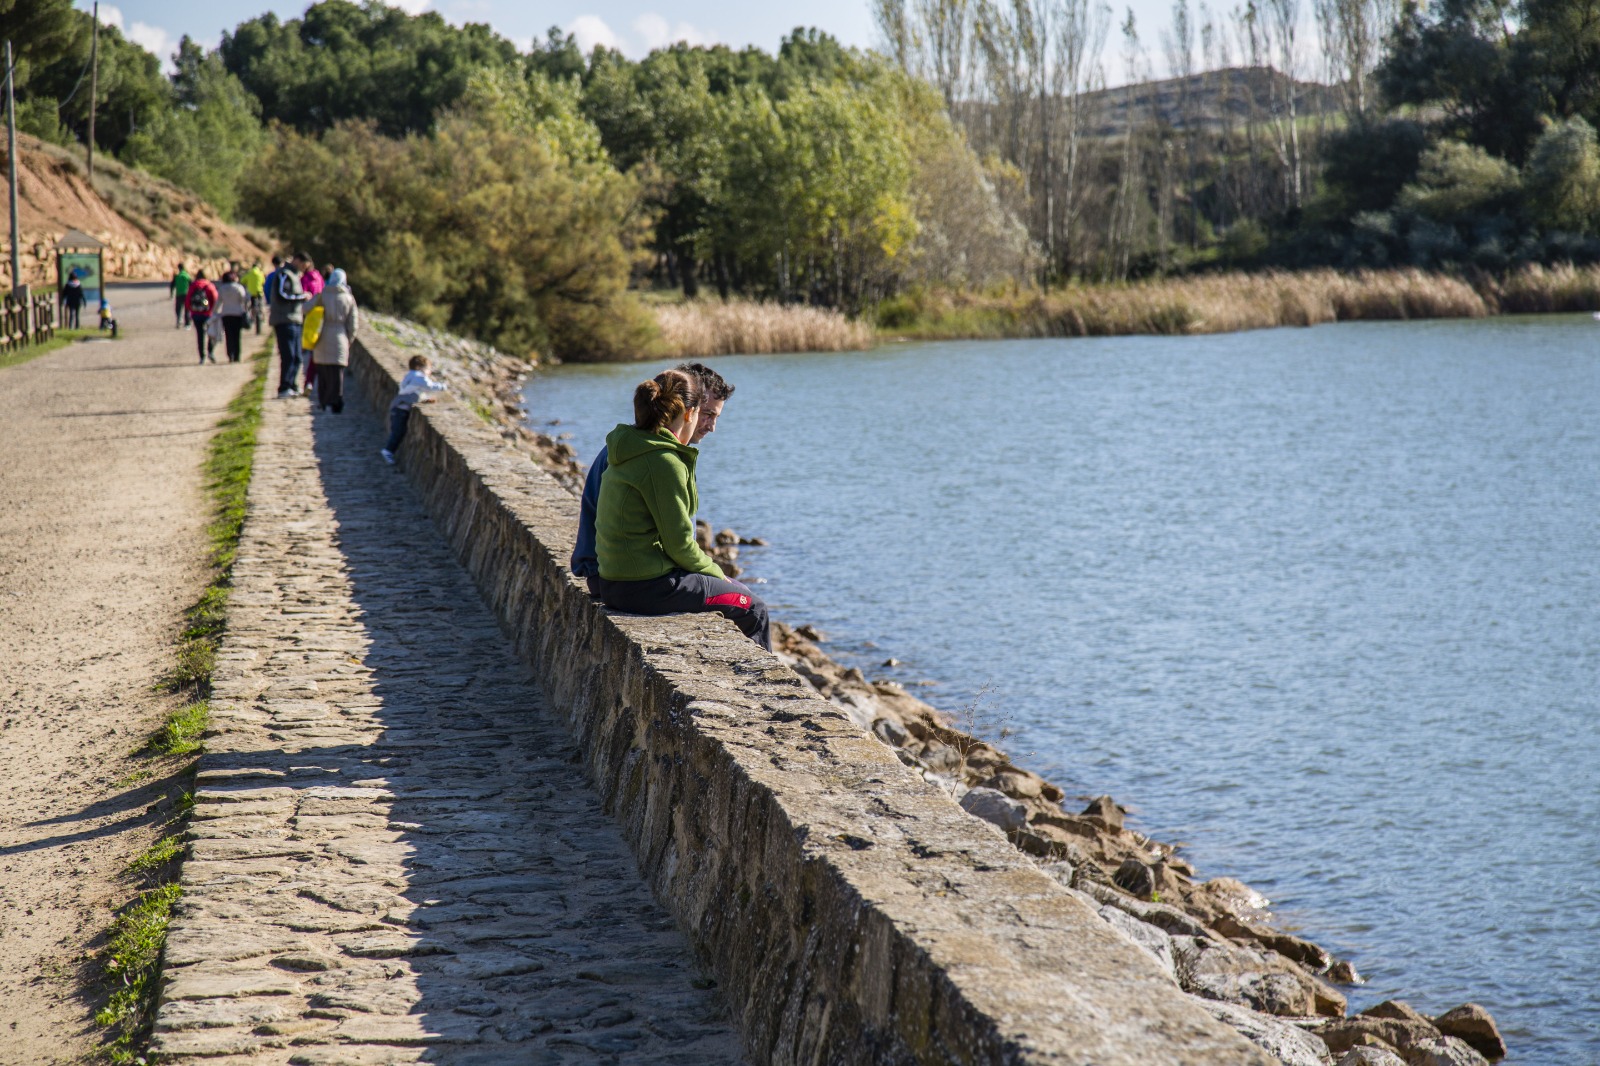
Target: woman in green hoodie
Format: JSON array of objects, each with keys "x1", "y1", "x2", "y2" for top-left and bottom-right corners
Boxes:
[{"x1": 592, "y1": 369, "x2": 771, "y2": 650}]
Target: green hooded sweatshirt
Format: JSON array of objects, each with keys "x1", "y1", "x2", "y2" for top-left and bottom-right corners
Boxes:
[{"x1": 595, "y1": 423, "x2": 724, "y2": 582}]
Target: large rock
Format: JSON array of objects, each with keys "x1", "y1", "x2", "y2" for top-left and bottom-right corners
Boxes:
[
  {"x1": 1432, "y1": 1004, "x2": 1505, "y2": 1061},
  {"x1": 1081, "y1": 880, "x2": 1213, "y2": 938},
  {"x1": 1362, "y1": 1001, "x2": 1432, "y2": 1026},
  {"x1": 1199, "y1": 1000, "x2": 1331, "y2": 1066},
  {"x1": 1113, "y1": 858, "x2": 1158, "y2": 899},
  {"x1": 1098, "y1": 905, "x2": 1177, "y2": 979},
  {"x1": 1407, "y1": 1037, "x2": 1492, "y2": 1066},
  {"x1": 1082, "y1": 794, "x2": 1125, "y2": 830},
  {"x1": 1173, "y1": 936, "x2": 1347, "y2": 1018},
  {"x1": 958, "y1": 786, "x2": 1028, "y2": 832},
  {"x1": 1337, "y1": 1049, "x2": 1407, "y2": 1066},
  {"x1": 1213, "y1": 914, "x2": 1333, "y2": 973},
  {"x1": 1316, "y1": 1016, "x2": 1440, "y2": 1058}
]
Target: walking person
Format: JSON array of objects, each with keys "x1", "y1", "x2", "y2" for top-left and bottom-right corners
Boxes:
[
  {"x1": 215, "y1": 270, "x2": 250, "y2": 364},
  {"x1": 269, "y1": 253, "x2": 310, "y2": 396},
  {"x1": 60, "y1": 274, "x2": 85, "y2": 329},
  {"x1": 591, "y1": 369, "x2": 770, "y2": 650},
  {"x1": 306, "y1": 268, "x2": 358, "y2": 413},
  {"x1": 170, "y1": 263, "x2": 193, "y2": 328},
  {"x1": 241, "y1": 261, "x2": 266, "y2": 333},
  {"x1": 300, "y1": 259, "x2": 326, "y2": 394},
  {"x1": 186, "y1": 271, "x2": 219, "y2": 364}
]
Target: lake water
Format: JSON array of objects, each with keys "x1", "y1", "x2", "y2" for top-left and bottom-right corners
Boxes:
[{"x1": 525, "y1": 316, "x2": 1600, "y2": 1064}]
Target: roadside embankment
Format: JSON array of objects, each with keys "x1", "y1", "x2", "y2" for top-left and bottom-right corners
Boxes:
[
  {"x1": 349, "y1": 326, "x2": 1283, "y2": 1065},
  {"x1": 0, "y1": 132, "x2": 272, "y2": 289}
]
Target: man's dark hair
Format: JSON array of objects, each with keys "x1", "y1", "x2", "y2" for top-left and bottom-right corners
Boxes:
[
  {"x1": 675, "y1": 361, "x2": 734, "y2": 401},
  {"x1": 292, "y1": 250, "x2": 309, "y2": 262},
  {"x1": 271, "y1": 255, "x2": 282, "y2": 266}
]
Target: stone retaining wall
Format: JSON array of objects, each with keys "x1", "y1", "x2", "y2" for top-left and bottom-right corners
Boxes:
[{"x1": 349, "y1": 332, "x2": 1273, "y2": 1066}]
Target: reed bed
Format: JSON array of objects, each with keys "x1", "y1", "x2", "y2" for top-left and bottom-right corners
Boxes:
[
  {"x1": 655, "y1": 299, "x2": 875, "y2": 357},
  {"x1": 1489, "y1": 263, "x2": 1600, "y2": 314},
  {"x1": 882, "y1": 268, "x2": 1524, "y2": 341},
  {"x1": 649, "y1": 265, "x2": 1600, "y2": 358}
]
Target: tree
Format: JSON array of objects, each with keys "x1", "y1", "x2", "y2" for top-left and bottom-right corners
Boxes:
[
  {"x1": 240, "y1": 83, "x2": 654, "y2": 360},
  {"x1": 123, "y1": 45, "x2": 266, "y2": 218},
  {"x1": 1523, "y1": 117, "x2": 1600, "y2": 234},
  {"x1": 219, "y1": 0, "x2": 521, "y2": 136},
  {"x1": 1395, "y1": 140, "x2": 1519, "y2": 223},
  {"x1": 0, "y1": 0, "x2": 77, "y2": 86},
  {"x1": 11, "y1": 6, "x2": 168, "y2": 156}
]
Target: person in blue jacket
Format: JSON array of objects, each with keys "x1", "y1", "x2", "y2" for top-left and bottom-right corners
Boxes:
[{"x1": 570, "y1": 362, "x2": 733, "y2": 593}]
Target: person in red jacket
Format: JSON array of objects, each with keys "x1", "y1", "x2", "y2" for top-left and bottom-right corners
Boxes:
[{"x1": 186, "y1": 271, "x2": 219, "y2": 364}]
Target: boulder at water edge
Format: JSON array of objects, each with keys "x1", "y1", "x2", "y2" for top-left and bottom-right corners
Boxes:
[{"x1": 1432, "y1": 1004, "x2": 1506, "y2": 1061}]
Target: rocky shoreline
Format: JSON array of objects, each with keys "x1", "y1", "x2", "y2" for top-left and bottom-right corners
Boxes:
[{"x1": 371, "y1": 314, "x2": 1510, "y2": 1066}]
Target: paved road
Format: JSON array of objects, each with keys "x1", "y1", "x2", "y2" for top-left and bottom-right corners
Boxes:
[
  {"x1": 152, "y1": 368, "x2": 744, "y2": 1063},
  {"x1": 0, "y1": 283, "x2": 255, "y2": 1063}
]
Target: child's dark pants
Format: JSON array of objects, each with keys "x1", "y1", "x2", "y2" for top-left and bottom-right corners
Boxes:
[
  {"x1": 385, "y1": 408, "x2": 411, "y2": 452},
  {"x1": 591, "y1": 571, "x2": 771, "y2": 650}
]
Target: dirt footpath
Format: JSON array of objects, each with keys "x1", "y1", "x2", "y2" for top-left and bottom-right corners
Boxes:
[{"x1": 0, "y1": 284, "x2": 255, "y2": 1063}]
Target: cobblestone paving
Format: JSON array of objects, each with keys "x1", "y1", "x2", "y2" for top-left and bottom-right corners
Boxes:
[{"x1": 152, "y1": 375, "x2": 744, "y2": 1064}]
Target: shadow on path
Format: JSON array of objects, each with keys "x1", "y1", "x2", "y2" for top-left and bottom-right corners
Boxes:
[{"x1": 150, "y1": 380, "x2": 744, "y2": 1063}]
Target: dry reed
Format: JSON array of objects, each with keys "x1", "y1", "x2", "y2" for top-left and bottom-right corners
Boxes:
[
  {"x1": 655, "y1": 299, "x2": 875, "y2": 357},
  {"x1": 652, "y1": 265, "x2": 1600, "y2": 357},
  {"x1": 886, "y1": 267, "x2": 1526, "y2": 341},
  {"x1": 1489, "y1": 263, "x2": 1600, "y2": 314}
]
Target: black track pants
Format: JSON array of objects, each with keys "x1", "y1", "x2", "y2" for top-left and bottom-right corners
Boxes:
[{"x1": 591, "y1": 570, "x2": 771, "y2": 651}]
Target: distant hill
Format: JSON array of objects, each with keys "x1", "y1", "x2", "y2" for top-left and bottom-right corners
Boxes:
[
  {"x1": 956, "y1": 67, "x2": 1341, "y2": 140},
  {"x1": 1085, "y1": 66, "x2": 1342, "y2": 137},
  {"x1": 1, "y1": 134, "x2": 271, "y2": 290}
]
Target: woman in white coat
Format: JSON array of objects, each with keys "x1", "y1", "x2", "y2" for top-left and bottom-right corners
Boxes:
[{"x1": 309, "y1": 268, "x2": 359, "y2": 413}]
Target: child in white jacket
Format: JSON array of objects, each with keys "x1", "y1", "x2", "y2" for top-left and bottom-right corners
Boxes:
[{"x1": 381, "y1": 354, "x2": 448, "y2": 464}]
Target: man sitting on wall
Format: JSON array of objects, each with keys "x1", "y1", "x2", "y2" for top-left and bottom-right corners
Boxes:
[{"x1": 569, "y1": 362, "x2": 734, "y2": 596}]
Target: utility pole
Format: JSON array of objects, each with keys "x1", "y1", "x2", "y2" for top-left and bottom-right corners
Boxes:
[
  {"x1": 88, "y1": 3, "x2": 100, "y2": 180},
  {"x1": 5, "y1": 40, "x2": 21, "y2": 299}
]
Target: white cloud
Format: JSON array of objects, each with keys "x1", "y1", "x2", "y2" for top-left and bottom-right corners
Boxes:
[
  {"x1": 126, "y1": 21, "x2": 177, "y2": 71},
  {"x1": 631, "y1": 13, "x2": 716, "y2": 51},
  {"x1": 95, "y1": 4, "x2": 124, "y2": 31},
  {"x1": 565, "y1": 13, "x2": 718, "y2": 57},
  {"x1": 391, "y1": 0, "x2": 432, "y2": 13},
  {"x1": 567, "y1": 14, "x2": 622, "y2": 53}
]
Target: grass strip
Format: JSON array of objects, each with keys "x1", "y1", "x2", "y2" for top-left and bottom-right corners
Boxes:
[
  {"x1": 159, "y1": 343, "x2": 269, "y2": 697},
  {"x1": 95, "y1": 882, "x2": 183, "y2": 1056},
  {"x1": 97, "y1": 342, "x2": 270, "y2": 1063},
  {"x1": 0, "y1": 328, "x2": 114, "y2": 371}
]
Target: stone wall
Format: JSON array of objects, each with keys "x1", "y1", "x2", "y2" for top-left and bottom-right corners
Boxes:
[
  {"x1": 2, "y1": 230, "x2": 241, "y2": 291},
  {"x1": 348, "y1": 331, "x2": 1274, "y2": 1066}
]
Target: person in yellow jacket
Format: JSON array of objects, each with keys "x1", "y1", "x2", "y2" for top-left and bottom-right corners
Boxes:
[{"x1": 241, "y1": 262, "x2": 266, "y2": 331}]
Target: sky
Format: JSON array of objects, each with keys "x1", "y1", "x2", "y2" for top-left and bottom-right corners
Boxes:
[{"x1": 72, "y1": 0, "x2": 1194, "y2": 83}]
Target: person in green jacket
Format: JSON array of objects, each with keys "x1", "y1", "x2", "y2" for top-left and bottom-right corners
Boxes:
[
  {"x1": 593, "y1": 368, "x2": 771, "y2": 649},
  {"x1": 169, "y1": 264, "x2": 192, "y2": 329}
]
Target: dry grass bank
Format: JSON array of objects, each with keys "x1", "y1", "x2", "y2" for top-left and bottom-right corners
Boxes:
[
  {"x1": 655, "y1": 299, "x2": 874, "y2": 357},
  {"x1": 1489, "y1": 263, "x2": 1600, "y2": 313},
  {"x1": 648, "y1": 266, "x2": 1600, "y2": 358},
  {"x1": 877, "y1": 268, "x2": 1516, "y2": 340}
]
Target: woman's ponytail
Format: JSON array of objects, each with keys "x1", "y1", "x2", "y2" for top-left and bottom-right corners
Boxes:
[{"x1": 633, "y1": 369, "x2": 702, "y2": 430}]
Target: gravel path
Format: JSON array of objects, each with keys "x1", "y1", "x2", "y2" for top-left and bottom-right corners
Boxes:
[
  {"x1": 150, "y1": 366, "x2": 744, "y2": 1063},
  {"x1": 0, "y1": 283, "x2": 255, "y2": 1064}
]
